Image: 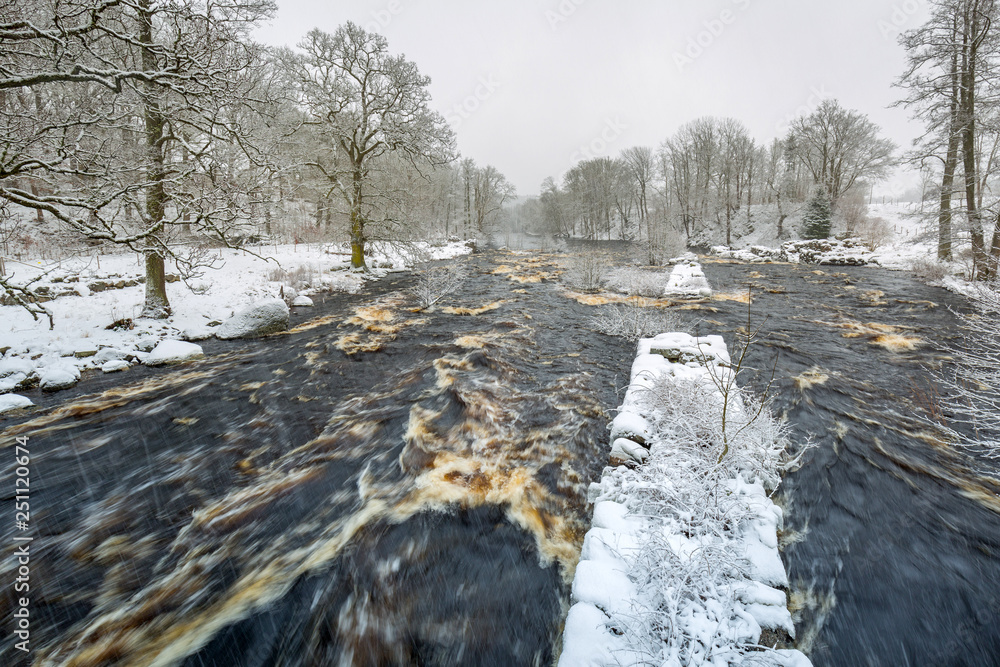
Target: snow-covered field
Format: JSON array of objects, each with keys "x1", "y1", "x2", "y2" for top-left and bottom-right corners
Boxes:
[
  {"x1": 0, "y1": 241, "x2": 471, "y2": 411},
  {"x1": 560, "y1": 330, "x2": 810, "y2": 667}
]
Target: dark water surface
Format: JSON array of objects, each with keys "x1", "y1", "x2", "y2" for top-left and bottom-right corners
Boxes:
[
  {"x1": 4, "y1": 253, "x2": 1000, "y2": 667},
  {"x1": 701, "y1": 261, "x2": 1000, "y2": 667},
  {"x1": 0, "y1": 252, "x2": 633, "y2": 667}
]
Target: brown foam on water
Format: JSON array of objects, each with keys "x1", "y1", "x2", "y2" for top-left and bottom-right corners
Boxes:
[
  {"x1": 491, "y1": 255, "x2": 563, "y2": 284},
  {"x1": 562, "y1": 290, "x2": 681, "y2": 308},
  {"x1": 441, "y1": 301, "x2": 505, "y2": 316},
  {"x1": 811, "y1": 319, "x2": 922, "y2": 352},
  {"x1": 281, "y1": 314, "x2": 340, "y2": 335},
  {"x1": 794, "y1": 368, "x2": 831, "y2": 391},
  {"x1": 1, "y1": 364, "x2": 236, "y2": 442},
  {"x1": 37, "y1": 329, "x2": 605, "y2": 667},
  {"x1": 333, "y1": 297, "x2": 427, "y2": 354},
  {"x1": 712, "y1": 291, "x2": 753, "y2": 304}
]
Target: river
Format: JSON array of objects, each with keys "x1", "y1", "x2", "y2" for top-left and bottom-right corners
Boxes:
[{"x1": 1, "y1": 252, "x2": 999, "y2": 666}]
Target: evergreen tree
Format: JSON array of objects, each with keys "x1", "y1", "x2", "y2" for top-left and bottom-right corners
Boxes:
[{"x1": 802, "y1": 186, "x2": 832, "y2": 239}]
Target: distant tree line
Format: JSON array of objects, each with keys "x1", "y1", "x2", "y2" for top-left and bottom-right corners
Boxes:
[{"x1": 517, "y1": 100, "x2": 897, "y2": 260}]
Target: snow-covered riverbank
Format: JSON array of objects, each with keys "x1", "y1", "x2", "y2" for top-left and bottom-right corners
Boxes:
[
  {"x1": 560, "y1": 331, "x2": 811, "y2": 667},
  {"x1": 0, "y1": 241, "x2": 470, "y2": 410}
]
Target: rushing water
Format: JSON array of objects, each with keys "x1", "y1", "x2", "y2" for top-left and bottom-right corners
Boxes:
[
  {"x1": 701, "y1": 260, "x2": 1000, "y2": 667},
  {"x1": 0, "y1": 252, "x2": 633, "y2": 667},
  {"x1": 3, "y1": 252, "x2": 999, "y2": 666}
]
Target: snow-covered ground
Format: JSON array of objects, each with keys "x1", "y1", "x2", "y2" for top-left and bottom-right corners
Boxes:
[
  {"x1": 0, "y1": 241, "x2": 471, "y2": 411},
  {"x1": 560, "y1": 326, "x2": 810, "y2": 665}
]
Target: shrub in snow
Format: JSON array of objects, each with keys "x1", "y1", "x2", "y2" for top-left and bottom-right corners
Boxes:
[
  {"x1": 144, "y1": 340, "x2": 204, "y2": 366},
  {"x1": 935, "y1": 281, "x2": 1000, "y2": 460},
  {"x1": 604, "y1": 267, "x2": 668, "y2": 298},
  {"x1": 910, "y1": 257, "x2": 949, "y2": 282},
  {"x1": 216, "y1": 299, "x2": 290, "y2": 339},
  {"x1": 856, "y1": 216, "x2": 893, "y2": 251},
  {"x1": 408, "y1": 264, "x2": 466, "y2": 309},
  {"x1": 0, "y1": 394, "x2": 33, "y2": 413},
  {"x1": 565, "y1": 252, "x2": 611, "y2": 292},
  {"x1": 592, "y1": 299, "x2": 684, "y2": 343}
]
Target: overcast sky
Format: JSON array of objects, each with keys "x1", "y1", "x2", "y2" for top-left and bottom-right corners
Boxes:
[{"x1": 255, "y1": 0, "x2": 930, "y2": 197}]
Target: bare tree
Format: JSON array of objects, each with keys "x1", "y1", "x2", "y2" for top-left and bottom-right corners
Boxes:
[
  {"x1": 0, "y1": 0, "x2": 277, "y2": 317},
  {"x1": 787, "y1": 99, "x2": 897, "y2": 208},
  {"x1": 285, "y1": 23, "x2": 455, "y2": 270},
  {"x1": 621, "y1": 146, "x2": 656, "y2": 261},
  {"x1": 472, "y1": 164, "x2": 516, "y2": 236}
]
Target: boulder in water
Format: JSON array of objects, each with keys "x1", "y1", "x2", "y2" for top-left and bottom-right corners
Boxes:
[{"x1": 216, "y1": 299, "x2": 290, "y2": 339}]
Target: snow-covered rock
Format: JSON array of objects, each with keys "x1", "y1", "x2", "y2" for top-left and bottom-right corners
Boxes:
[
  {"x1": 144, "y1": 340, "x2": 204, "y2": 366},
  {"x1": 181, "y1": 326, "x2": 214, "y2": 342},
  {"x1": 665, "y1": 260, "x2": 713, "y2": 297},
  {"x1": 0, "y1": 374, "x2": 29, "y2": 393},
  {"x1": 216, "y1": 299, "x2": 290, "y2": 339},
  {"x1": 643, "y1": 332, "x2": 730, "y2": 367},
  {"x1": 609, "y1": 412, "x2": 651, "y2": 445},
  {"x1": 101, "y1": 360, "x2": 131, "y2": 373},
  {"x1": 291, "y1": 295, "x2": 314, "y2": 307},
  {"x1": 713, "y1": 238, "x2": 879, "y2": 266},
  {"x1": 135, "y1": 336, "x2": 159, "y2": 352},
  {"x1": 0, "y1": 394, "x2": 33, "y2": 414},
  {"x1": 39, "y1": 365, "x2": 81, "y2": 392},
  {"x1": 609, "y1": 437, "x2": 649, "y2": 466},
  {"x1": 0, "y1": 358, "x2": 34, "y2": 378},
  {"x1": 93, "y1": 348, "x2": 129, "y2": 365}
]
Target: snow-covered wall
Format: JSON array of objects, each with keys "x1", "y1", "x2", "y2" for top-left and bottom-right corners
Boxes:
[{"x1": 559, "y1": 332, "x2": 811, "y2": 667}]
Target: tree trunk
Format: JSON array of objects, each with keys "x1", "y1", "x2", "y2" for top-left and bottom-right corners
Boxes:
[
  {"x1": 940, "y1": 127, "x2": 960, "y2": 261},
  {"x1": 961, "y1": 5, "x2": 989, "y2": 279},
  {"x1": 988, "y1": 211, "x2": 1000, "y2": 278},
  {"x1": 143, "y1": 250, "x2": 170, "y2": 317},
  {"x1": 29, "y1": 180, "x2": 44, "y2": 222},
  {"x1": 350, "y1": 167, "x2": 366, "y2": 270},
  {"x1": 139, "y1": 0, "x2": 170, "y2": 318}
]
